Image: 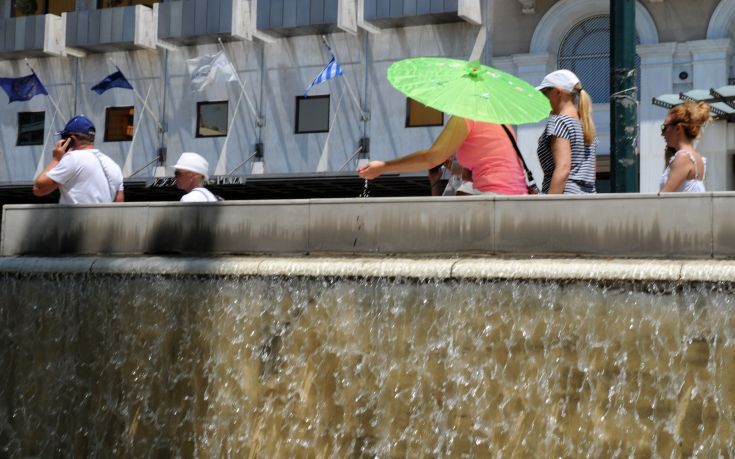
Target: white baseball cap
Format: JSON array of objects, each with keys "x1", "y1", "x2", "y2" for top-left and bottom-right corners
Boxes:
[
  {"x1": 536, "y1": 69, "x2": 581, "y2": 93},
  {"x1": 174, "y1": 152, "x2": 209, "y2": 180}
]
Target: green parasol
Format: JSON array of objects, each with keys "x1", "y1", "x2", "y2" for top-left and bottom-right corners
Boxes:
[{"x1": 387, "y1": 57, "x2": 550, "y2": 124}]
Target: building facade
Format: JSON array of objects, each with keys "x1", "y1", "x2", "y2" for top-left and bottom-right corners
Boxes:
[{"x1": 0, "y1": 0, "x2": 733, "y2": 192}]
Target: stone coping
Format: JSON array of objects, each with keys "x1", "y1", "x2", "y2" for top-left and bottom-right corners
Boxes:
[{"x1": 0, "y1": 256, "x2": 734, "y2": 283}]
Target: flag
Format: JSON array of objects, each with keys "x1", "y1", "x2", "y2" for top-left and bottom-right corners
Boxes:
[
  {"x1": 0, "y1": 73, "x2": 48, "y2": 103},
  {"x1": 304, "y1": 43, "x2": 343, "y2": 96},
  {"x1": 186, "y1": 51, "x2": 238, "y2": 92},
  {"x1": 91, "y1": 69, "x2": 133, "y2": 94}
]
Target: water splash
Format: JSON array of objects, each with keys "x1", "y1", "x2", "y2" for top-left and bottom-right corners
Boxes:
[
  {"x1": 358, "y1": 179, "x2": 370, "y2": 198},
  {"x1": 0, "y1": 274, "x2": 733, "y2": 457}
]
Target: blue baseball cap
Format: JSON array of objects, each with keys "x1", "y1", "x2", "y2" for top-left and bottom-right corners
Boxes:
[{"x1": 56, "y1": 114, "x2": 96, "y2": 136}]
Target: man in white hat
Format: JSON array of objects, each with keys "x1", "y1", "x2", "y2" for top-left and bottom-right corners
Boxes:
[{"x1": 173, "y1": 152, "x2": 221, "y2": 202}]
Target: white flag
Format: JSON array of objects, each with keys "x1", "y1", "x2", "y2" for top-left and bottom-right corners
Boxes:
[{"x1": 186, "y1": 51, "x2": 238, "y2": 92}]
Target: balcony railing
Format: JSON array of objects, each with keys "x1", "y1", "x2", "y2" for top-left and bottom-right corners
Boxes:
[
  {"x1": 65, "y1": 5, "x2": 156, "y2": 52},
  {"x1": 361, "y1": 0, "x2": 480, "y2": 29},
  {"x1": 256, "y1": 0, "x2": 343, "y2": 37},
  {"x1": 0, "y1": 14, "x2": 66, "y2": 59}
]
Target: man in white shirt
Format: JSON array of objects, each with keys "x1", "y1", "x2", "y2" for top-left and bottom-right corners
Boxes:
[
  {"x1": 174, "y1": 152, "x2": 220, "y2": 202},
  {"x1": 33, "y1": 115, "x2": 124, "y2": 204}
]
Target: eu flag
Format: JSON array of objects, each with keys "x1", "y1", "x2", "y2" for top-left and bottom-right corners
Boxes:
[
  {"x1": 90, "y1": 70, "x2": 133, "y2": 94},
  {"x1": 0, "y1": 73, "x2": 48, "y2": 103}
]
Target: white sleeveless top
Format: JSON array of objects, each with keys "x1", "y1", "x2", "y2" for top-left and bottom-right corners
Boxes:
[{"x1": 659, "y1": 150, "x2": 706, "y2": 192}]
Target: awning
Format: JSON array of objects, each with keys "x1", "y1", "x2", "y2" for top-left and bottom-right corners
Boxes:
[{"x1": 652, "y1": 85, "x2": 735, "y2": 122}]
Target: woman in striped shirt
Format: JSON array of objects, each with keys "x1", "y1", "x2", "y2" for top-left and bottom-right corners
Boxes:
[{"x1": 535, "y1": 70, "x2": 598, "y2": 194}]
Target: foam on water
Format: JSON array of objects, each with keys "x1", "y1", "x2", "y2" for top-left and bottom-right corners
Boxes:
[{"x1": 1, "y1": 273, "x2": 734, "y2": 457}]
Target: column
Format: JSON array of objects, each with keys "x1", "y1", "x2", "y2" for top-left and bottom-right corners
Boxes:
[{"x1": 637, "y1": 42, "x2": 676, "y2": 193}]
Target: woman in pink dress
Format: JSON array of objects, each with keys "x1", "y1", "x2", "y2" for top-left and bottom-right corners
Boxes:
[{"x1": 358, "y1": 116, "x2": 529, "y2": 195}]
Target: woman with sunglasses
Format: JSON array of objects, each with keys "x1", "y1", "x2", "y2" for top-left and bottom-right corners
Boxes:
[
  {"x1": 659, "y1": 101, "x2": 711, "y2": 192},
  {"x1": 535, "y1": 70, "x2": 598, "y2": 194}
]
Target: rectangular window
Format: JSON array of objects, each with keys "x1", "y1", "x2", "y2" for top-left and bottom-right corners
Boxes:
[
  {"x1": 104, "y1": 106, "x2": 134, "y2": 142},
  {"x1": 11, "y1": 0, "x2": 75, "y2": 16},
  {"x1": 196, "y1": 101, "x2": 228, "y2": 138},
  {"x1": 17, "y1": 112, "x2": 45, "y2": 146},
  {"x1": 295, "y1": 95, "x2": 330, "y2": 134},
  {"x1": 97, "y1": 0, "x2": 159, "y2": 8},
  {"x1": 406, "y1": 98, "x2": 443, "y2": 128}
]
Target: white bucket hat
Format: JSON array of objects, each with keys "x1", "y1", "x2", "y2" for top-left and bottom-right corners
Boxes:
[
  {"x1": 536, "y1": 69, "x2": 581, "y2": 93},
  {"x1": 174, "y1": 152, "x2": 209, "y2": 180}
]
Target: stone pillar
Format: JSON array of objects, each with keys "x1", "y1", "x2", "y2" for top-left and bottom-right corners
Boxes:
[
  {"x1": 637, "y1": 42, "x2": 677, "y2": 193},
  {"x1": 687, "y1": 38, "x2": 733, "y2": 191}
]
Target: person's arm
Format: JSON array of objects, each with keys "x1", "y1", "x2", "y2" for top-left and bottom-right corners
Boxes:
[
  {"x1": 358, "y1": 116, "x2": 469, "y2": 180},
  {"x1": 546, "y1": 137, "x2": 572, "y2": 194},
  {"x1": 114, "y1": 191, "x2": 125, "y2": 202},
  {"x1": 660, "y1": 153, "x2": 693, "y2": 192},
  {"x1": 32, "y1": 138, "x2": 70, "y2": 197}
]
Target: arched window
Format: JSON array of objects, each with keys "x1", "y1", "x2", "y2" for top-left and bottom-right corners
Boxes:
[{"x1": 558, "y1": 15, "x2": 641, "y2": 104}]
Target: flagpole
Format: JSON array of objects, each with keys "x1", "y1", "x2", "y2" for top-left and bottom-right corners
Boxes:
[
  {"x1": 214, "y1": 90, "x2": 244, "y2": 176},
  {"x1": 320, "y1": 36, "x2": 364, "y2": 119},
  {"x1": 217, "y1": 38, "x2": 261, "y2": 128},
  {"x1": 316, "y1": 87, "x2": 345, "y2": 172},
  {"x1": 107, "y1": 59, "x2": 164, "y2": 132},
  {"x1": 24, "y1": 59, "x2": 67, "y2": 121},
  {"x1": 35, "y1": 91, "x2": 62, "y2": 178},
  {"x1": 123, "y1": 86, "x2": 151, "y2": 177}
]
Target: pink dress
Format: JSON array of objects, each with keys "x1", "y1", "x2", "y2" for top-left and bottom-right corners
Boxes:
[{"x1": 454, "y1": 119, "x2": 528, "y2": 195}]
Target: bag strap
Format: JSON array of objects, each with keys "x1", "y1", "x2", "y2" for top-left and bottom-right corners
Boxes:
[
  {"x1": 92, "y1": 151, "x2": 116, "y2": 201},
  {"x1": 501, "y1": 124, "x2": 537, "y2": 188}
]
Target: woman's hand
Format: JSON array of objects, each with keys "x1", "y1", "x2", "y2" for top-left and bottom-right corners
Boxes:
[{"x1": 358, "y1": 161, "x2": 387, "y2": 180}]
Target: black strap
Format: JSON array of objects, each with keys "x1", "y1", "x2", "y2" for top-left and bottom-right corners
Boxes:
[{"x1": 501, "y1": 124, "x2": 537, "y2": 188}]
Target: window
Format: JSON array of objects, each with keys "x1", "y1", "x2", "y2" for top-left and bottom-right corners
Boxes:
[
  {"x1": 558, "y1": 15, "x2": 640, "y2": 104},
  {"x1": 406, "y1": 98, "x2": 443, "y2": 127},
  {"x1": 295, "y1": 95, "x2": 330, "y2": 134},
  {"x1": 196, "y1": 101, "x2": 228, "y2": 138},
  {"x1": 11, "y1": 0, "x2": 74, "y2": 16},
  {"x1": 104, "y1": 106, "x2": 134, "y2": 142},
  {"x1": 97, "y1": 0, "x2": 159, "y2": 8},
  {"x1": 17, "y1": 112, "x2": 45, "y2": 146}
]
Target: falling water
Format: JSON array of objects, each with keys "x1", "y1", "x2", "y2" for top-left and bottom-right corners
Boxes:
[{"x1": 1, "y1": 273, "x2": 734, "y2": 457}]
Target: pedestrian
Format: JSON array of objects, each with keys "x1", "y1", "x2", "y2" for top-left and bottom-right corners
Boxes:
[
  {"x1": 33, "y1": 114, "x2": 124, "y2": 203},
  {"x1": 659, "y1": 101, "x2": 711, "y2": 192},
  {"x1": 535, "y1": 70, "x2": 597, "y2": 194},
  {"x1": 173, "y1": 152, "x2": 222, "y2": 202}
]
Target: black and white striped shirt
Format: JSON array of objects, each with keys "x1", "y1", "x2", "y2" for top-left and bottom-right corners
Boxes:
[{"x1": 536, "y1": 114, "x2": 597, "y2": 194}]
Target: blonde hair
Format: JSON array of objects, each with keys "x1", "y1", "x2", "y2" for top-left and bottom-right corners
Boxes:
[
  {"x1": 668, "y1": 101, "x2": 712, "y2": 140},
  {"x1": 575, "y1": 84, "x2": 596, "y2": 145}
]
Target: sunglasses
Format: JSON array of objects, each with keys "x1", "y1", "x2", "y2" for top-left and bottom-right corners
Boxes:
[{"x1": 660, "y1": 122, "x2": 678, "y2": 134}]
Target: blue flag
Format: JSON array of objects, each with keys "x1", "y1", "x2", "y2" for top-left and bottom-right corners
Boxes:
[
  {"x1": 90, "y1": 69, "x2": 133, "y2": 94},
  {"x1": 304, "y1": 43, "x2": 343, "y2": 96},
  {"x1": 0, "y1": 73, "x2": 48, "y2": 103}
]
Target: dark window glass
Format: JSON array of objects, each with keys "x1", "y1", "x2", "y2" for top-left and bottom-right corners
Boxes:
[
  {"x1": 104, "y1": 106, "x2": 134, "y2": 142},
  {"x1": 295, "y1": 95, "x2": 330, "y2": 134},
  {"x1": 17, "y1": 111, "x2": 45, "y2": 146},
  {"x1": 12, "y1": 0, "x2": 74, "y2": 15},
  {"x1": 98, "y1": 0, "x2": 159, "y2": 8},
  {"x1": 406, "y1": 98, "x2": 443, "y2": 128},
  {"x1": 196, "y1": 101, "x2": 228, "y2": 138},
  {"x1": 558, "y1": 15, "x2": 641, "y2": 104}
]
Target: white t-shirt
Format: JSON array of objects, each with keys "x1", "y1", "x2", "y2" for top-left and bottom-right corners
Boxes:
[
  {"x1": 181, "y1": 187, "x2": 219, "y2": 202},
  {"x1": 46, "y1": 149, "x2": 124, "y2": 204}
]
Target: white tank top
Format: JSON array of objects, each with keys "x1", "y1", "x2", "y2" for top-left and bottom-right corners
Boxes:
[{"x1": 659, "y1": 150, "x2": 706, "y2": 192}]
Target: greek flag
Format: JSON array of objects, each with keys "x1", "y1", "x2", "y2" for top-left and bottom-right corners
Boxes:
[
  {"x1": 304, "y1": 44, "x2": 343, "y2": 96},
  {"x1": 186, "y1": 51, "x2": 238, "y2": 92}
]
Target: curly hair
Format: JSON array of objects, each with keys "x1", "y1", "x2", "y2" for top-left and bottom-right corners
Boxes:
[{"x1": 668, "y1": 101, "x2": 712, "y2": 140}]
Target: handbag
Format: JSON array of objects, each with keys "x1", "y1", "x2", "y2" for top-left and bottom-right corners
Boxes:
[{"x1": 501, "y1": 124, "x2": 539, "y2": 195}]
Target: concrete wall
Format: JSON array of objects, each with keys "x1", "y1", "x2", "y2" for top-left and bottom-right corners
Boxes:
[{"x1": 3, "y1": 194, "x2": 735, "y2": 258}]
